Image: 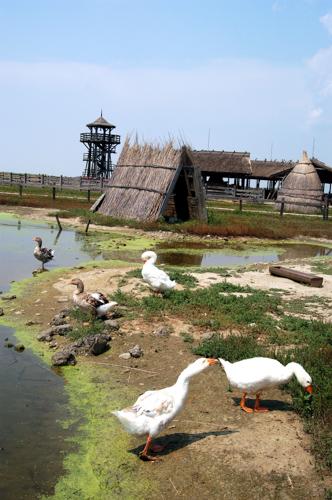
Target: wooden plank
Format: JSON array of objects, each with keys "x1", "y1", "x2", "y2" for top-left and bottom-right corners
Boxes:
[{"x1": 269, "y1": 265, "x2": 323, "y2": 287}]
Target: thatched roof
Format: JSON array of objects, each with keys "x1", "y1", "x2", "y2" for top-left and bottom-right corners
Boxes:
[
  {"x1": 311, "y1": 158, "x2": 332, "y2": 183},
  {"x1": 95, "y1": 139, "x2": 193, "y2": 221},
  {"x1": 276, "y1": 151, "x2": 323, "y2": 214},
  {"x1": 87, "y1": 114, "x2": 115, "y2": 129},
  {"x1": 251, "y1": 159, "x2": 294, "y2": 180},
  {"x1": 189, "y1": 150, "x2": 251, "y2": 176}
]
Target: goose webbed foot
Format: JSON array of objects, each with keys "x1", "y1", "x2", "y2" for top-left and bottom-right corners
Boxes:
[
  {"x1": 240, "y1": 392, "x2": 254, "y2": 413},
  {"x1": 139, "y1": 451, "x2": 162, "y2": 462}
]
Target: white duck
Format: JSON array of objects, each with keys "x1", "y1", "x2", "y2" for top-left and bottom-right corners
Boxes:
[
  {"x1": 113, "y1": 357, "x2": 219, "y2": 461},
  {"x1": 69, "y1": 278, "x2": 118, "y2": 317},
  {"x1": 141, "y1": 250, "x2": 176, "y2": 293},
  {"x1": 32, "y1": 236, "x2": 54, "y2": 270},
  {"x1": 219, "y1": 357, "x2": 313, "y2": 413}
]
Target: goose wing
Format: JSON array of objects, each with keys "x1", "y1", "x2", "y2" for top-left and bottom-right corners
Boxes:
[{"x1": 132, "y1": 389, "x2": 175, "y2": 418}]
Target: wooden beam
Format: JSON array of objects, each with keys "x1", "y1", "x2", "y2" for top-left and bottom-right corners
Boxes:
[{"x1": 269, "y1": 266, "x2": 323, "y2": 287}]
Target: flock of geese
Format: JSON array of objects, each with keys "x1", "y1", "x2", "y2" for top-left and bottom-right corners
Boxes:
[{"x1": 33, "y1": 236, "x2": 313, "y2": 462}]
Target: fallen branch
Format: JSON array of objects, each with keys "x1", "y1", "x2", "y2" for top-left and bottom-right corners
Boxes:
[{"x1": 92, "y1": 362, "x2": 158, "y2": 375}]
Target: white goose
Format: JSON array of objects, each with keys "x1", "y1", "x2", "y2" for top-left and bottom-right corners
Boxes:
[
  {"x1": 219, "y1": 357, "x2": 313, "y2": 413},
  {"x1": 70, "y1": 278, "x2": 118, "y2": 317},
  {"x1": 141, "y1": 250, "x2": 176, "y2": 293},
  {"x1": 113, "y1": 357, "x2": 219, "y2": 461}
]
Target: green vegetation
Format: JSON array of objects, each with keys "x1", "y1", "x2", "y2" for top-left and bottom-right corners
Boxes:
[{"x1": 193, "y1": 334, "x2": 264, "y2": 360}]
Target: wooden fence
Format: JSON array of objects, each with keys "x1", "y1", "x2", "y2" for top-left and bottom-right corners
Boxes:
[
  {"x1": 206, "y1": 185, "x2": 265, "y2": 202},
  {"x1": 0, "y1": 171, "x2": 109, "y2": 192}
]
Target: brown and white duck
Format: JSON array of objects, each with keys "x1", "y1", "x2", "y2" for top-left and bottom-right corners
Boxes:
[
  {"x1": 32, "y1": 236, "x2": 54, "y2": 270},
  {"x1": 69, "y1": 278, "x2": 118, "y2": 317}
]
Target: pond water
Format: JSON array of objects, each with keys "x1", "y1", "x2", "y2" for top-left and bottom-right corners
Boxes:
[
  {"x1": 99, "y1": 242, "x2": 332, "y2": 268},
  {"x1": 0, "y1": 216, "x2": 103, "y2": 498}
]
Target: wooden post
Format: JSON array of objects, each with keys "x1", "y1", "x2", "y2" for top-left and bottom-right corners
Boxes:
[
  {"x1": 323, "y1": 197, "x2": 329, "y2": 220},
  {"x1": 60, "y1": 175, "x2": 63, "y2": 191},
  {"x1": 87, "y1": 189, "x2": 91, "y2": 202},
  {"x1": 55, "y1": 214, "x2": 62, "y2": 231},
  {"x1": 239, "y1": 198, "x2": 243, "y2": 212},
  {"x1": 52, "y1": 187, "x2": 56, "y2": 200},
  {"x1": 85, "y1": 219, "x2": 91, "y2": 233},
  {"x1": 280, "y1": 198, "x2": 285, "y2": 217},
  {"x1": 41, "y1": 174, "x2": 45, "y2": 185},
  {"x1": 24, "y1": 173, "x2": 27, "y2": 185},
  {"x1": 19, "y1": 185, "x2": 23, "y2": 197}
]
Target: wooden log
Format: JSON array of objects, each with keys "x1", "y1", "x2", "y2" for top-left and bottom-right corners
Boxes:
[
  {"x1": 55, "y1": 214, "x2": 62, "y2": 231},
  {"x1": 269, "y1": 266, "x2": 323, "y2": 287}
]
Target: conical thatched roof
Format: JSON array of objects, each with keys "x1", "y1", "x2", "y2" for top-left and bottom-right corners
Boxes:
[
  {"x1": 276, "y1": 151, "x2": 323, "y2": 213},
  {"x1": 87, "y1": 114, "x2": 115, "y2": 128}
]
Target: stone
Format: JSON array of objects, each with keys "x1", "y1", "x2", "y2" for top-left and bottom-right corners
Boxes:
[
  {"x1": 49, "y1": 340, "x2": 58, "y2": 349},
  {"x1": 49, "y1": 314, "x2": 68, "y2": 326},
  {"x1": 119, "y1": 352, "x2": 131, "y2": 360},
  {"x1": 25, "y1": 320, "x2": 41, "y2": 326},
  {"x1": 52, "y1": 351, "x2": 76, "y2": 366},
  {"x1": 14, "y1": 344, "x2": 25, "y2": 352},
  {"x1": 129, "y1": 345, "x2": 143, "y2": 358},
  {"x1": 71, "y1": 333, "x2": 111, "y2": 356},
  {"x1": 52, "y1": 324, "x2": 72, "y2": 336},
  {"x1": 1, "y1": 295, "x2": 16, "y2": 301},
  {"x1": 37, "y1": 329, "x2": 55, "y2": 341},
  {"x1": 202, "y1": 331, "x2": 215, "y2": 341},
  {"x1": 0, "y1": 308, "x2": 3, "y2": 316},
  {"x1": 103, "y1": 319, "x2": 120, "y2": 331},
  {"x1": 153, "y1": 326, "x2": 171, "y2": 338},
  {"x1": 57, "y1": 298, "x2": 69, "y2": 303},
  {"x1": 4, "y1": 342, "x2": 14, "y2": 348}
]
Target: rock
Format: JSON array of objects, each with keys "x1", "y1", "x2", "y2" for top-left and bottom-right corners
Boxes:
[
  {"x1": 52, "y1": 350, "x2": 76, "y2": 366},
  {"x1": 49, "y1": 340, "x2": 58, "y2": 349},
  {"x1": 57, "y1": 298, "x2": 69, "y2": 303},
  {"x1": 71, "y1": 333, "x2": 112, "y2": 356},
  {"x1": 103, "y1": 319, "x2": 120, "y2": 331},
  {"x1": 153, "y1": 326, "x2": 171, "y2": 338},
  {"x1": 119, "y1": 352, "x2": 131, "y2": 360},
  {"x1": 1, "y1": 295, "x2": 16, "y2": 301},
  {"x1": 37, "y1": 329, "x2": 55, "y2": 341},
  {"x1": 4, "y1": 342, "x2": 14, "y2": 348},
  {"x1": 129, "y1": 345, "x2": 143, "y2": 358},
  {"x1": 14, "y1": 344, "x2": 25, "y2": 352},
  {"x1": 26, "y1": 320, "x2": 42, "y2": 326},
  {"x1": 52, "y1": 324, "x2": 72, "y2": 336},
  {"x1": 49, "y1": 312, "x2": 69, "y2": 326},
  {"x1": 0, "y1": 308, "x2": 3, "y2": 316},
  {"x1": 89, "y1": 337, "x2": 109, "y2": 356},
  {"x1": 202, "y1": 331, "x2": 215, "y2": 341}
]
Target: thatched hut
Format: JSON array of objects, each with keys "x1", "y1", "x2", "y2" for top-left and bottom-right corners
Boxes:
[
  {"x1": 92, "y1": 139, "x2": 207, "y2": 222},
  {"x1": 276, "y1": 151, "x2": 323, "y2": 214},
  {"x1": 189, "y1": 150, "x2": 252, "y2": 186}
]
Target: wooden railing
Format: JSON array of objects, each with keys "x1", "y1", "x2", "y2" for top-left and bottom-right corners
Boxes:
[
  {"x1": 0, "y1": 171, "x2": 114, "y2": 192},
  {"x1": 207, "y1": 185, "x2": 265, "y2": 202}
]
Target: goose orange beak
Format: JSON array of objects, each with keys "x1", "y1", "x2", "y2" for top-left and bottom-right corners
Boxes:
[
  {"x1": 207, "y1": 358, "x2": 219, "y2": 366},
  {"x1": 305, "y1": 385, "x2": 313, "y2": 394}
]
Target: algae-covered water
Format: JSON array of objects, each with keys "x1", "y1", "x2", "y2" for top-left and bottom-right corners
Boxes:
[{"x1": 0, "y1": 215, "x2": 104, "y2": 498}]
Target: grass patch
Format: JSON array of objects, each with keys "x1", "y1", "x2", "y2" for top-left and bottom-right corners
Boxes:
[
  {"x1": 67, "y1": 308, "x2": 105, "y2": 341},
  {"x1": 193, "y1": 333, "x2": 264, "y2": 361}
]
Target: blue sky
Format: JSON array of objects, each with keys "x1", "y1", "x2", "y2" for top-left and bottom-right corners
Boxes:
[{"x1": 0, "y1": 0, "x2": 332, "y2": 174}]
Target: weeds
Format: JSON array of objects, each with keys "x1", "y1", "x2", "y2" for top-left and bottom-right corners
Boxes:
[{"x1": 193, "y1": 333, "x2": 264, "y2": 361}]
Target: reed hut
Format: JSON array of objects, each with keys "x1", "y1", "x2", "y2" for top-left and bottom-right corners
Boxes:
[
  {"x1": 189, "y1": 150, "x2": 252, "y2": 186},
  {"x1": 276, "y1": 151, "x2": 323, "y2": 214},
  {"x1": 93, "y1": 139, "x2": 207, "y2": 222}
]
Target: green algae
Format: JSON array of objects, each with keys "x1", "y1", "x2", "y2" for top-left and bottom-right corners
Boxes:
[{"x1": 0, "y1": 266, "x2": 155, "y2": 500}]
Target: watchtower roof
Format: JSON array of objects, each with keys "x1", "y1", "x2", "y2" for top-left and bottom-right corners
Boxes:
[{"x1": 87, "y1": 114, "x2": 115, "y2": 128}]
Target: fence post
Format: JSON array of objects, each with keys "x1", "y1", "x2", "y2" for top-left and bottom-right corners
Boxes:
[
  {"x1": 10, "y1": 172, "x2": 13, "y2": 184},
  {"x1": 323, "y1": 197, "x2": 329, "y2": 220},
  {"x1": 87, "y1": 189, "x2": 91, "y2": 202},
  {"x1": 41, "y1": 174, "x2": 45, "y2": 185},
  {"x1": 55, "y1": 214, "x2": 62, "y2": 231},
  {"x1": 52, "y1": 187, "x2": 56, "y2": 200},
  {"x1": 85, "y1": 219, "x2": 91, "y2": 233},
  {"x1": 280, "y1": 198, "x2": 285, "y2": 217},
  {"x1": 239, "y1": 198, "x2": 243, "y2": 212},
  {"x1": 24, "y1": 173, "x2": 27, "y2": 185},
  {"x1": 60, "y1": 175, "x2": 63, "y2": 191},
  {"x1": 19, "y1": 185, "x2": 23, "y2": 197}
]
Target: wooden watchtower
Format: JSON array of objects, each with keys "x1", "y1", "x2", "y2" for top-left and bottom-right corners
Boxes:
[{"x1": 80, "y1": 113, "x2": 120, "y2": 179}]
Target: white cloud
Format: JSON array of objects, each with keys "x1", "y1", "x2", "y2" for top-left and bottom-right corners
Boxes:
[
  {"x1": 320, "y1": 12, "x2": 332, "y2": 35},
  {"x1": 0, "y1": 57, "x2": 327, "y2": 173}
]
